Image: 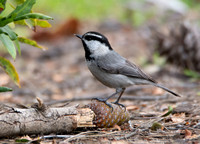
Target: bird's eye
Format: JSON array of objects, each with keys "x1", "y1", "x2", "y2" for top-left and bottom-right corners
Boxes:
[{"x1": 85, "y1": 36, "x2": 92, "y2": 41}]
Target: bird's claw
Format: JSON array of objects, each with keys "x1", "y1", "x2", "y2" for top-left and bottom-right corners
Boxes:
[
  {"x1": 92, "y1": 98, "x2": 113, "y2": 111},
  {"x1": 112, "y1": 101, "x2": 126, "y2": 111}
]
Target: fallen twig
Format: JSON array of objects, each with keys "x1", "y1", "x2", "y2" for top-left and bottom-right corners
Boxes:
[{"x1": 63, "y1": 131, "x2": 120, "y2": 142}]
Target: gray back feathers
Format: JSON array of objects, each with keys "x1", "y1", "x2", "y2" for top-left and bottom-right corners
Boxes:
[{"x1": 96, "y1": 51, "x2": 157, "y2": 83}]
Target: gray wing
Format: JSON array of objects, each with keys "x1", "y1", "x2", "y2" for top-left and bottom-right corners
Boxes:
[{"x1": 97, "y1": 52, "x2": 157, "y2": 83}]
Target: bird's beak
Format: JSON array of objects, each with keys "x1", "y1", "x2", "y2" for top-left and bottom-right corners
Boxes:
[{"x1": 74, "y1": 34, "x2": 82, "y2": 39}]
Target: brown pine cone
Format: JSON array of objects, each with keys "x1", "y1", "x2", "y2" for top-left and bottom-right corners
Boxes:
[{"x1": 88, "y1": 100, "x2": 130, "y2": 128}]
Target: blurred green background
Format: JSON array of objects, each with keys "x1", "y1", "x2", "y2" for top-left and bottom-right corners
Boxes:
[
  {"x1": 33, "y1": 0, "x2": 199, "y2": 24},
  {"x1": 34, "y1": 0, "x2": 123, "y2": 21}
]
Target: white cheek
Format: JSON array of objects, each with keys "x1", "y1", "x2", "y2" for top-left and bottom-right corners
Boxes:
[
  {"x1": 85, "y1": 40, "x2": 110, "y2": 56},
  {"x1": 85, "y1": 40, "x2": 99, "y2": 51}
]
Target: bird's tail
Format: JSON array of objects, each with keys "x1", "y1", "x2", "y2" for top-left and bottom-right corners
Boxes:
[{"x1": 151, "y1": 83, "x2": 181, "y2": 97}]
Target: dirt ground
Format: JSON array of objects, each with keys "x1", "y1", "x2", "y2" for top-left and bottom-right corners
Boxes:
[{"x1": 0, "y1": 21, "x2": 200, "y2": 143}]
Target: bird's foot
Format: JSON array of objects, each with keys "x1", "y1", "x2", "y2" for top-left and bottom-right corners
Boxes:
[
  {"x1": 112, "y1": 101, "x2": 126, "y2": 111},
  {"x1": 92, "y1": 98, "x2": 113, "y2": 110}
]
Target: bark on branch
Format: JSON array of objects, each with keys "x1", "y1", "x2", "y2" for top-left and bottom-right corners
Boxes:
[{"x1": 0, "y1": 102, "x2": 95, "y2": 137}]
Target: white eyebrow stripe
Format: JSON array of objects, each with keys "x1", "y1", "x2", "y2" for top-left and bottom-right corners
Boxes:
[{"x1": 86, "y1": 33, "x2": 102, "y2": 38}]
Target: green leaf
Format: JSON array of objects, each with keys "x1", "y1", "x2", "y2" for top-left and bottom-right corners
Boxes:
[
  {"x1": 0, "y1": 34, "x2": 16, "y2": 59},
  {"x1": 18, "y1": 37, "x2": 47, "y2": 50},
  {"x1": 25, "y1": 18, "x2": 36, "y2": 31},
  {"x1": 15, "y1": 19, "x2": 52, "y2": 29},
  {"x1": 151, "y1": 122, "x2": 163, "y2": 131},
  {"x1": 8, "y1": 0, "x2": 36, "y2": 19},
  {"x1": 0, "y1": 3, "x2": 3, "y2": 9},
  {"x1": 9, "y1": 0, "x2": 25, "y2": 7},
  {"x1": 14, "y1": 19, "x2": 36, "y2": 31},
  {"x1": 36, "y1": 20, "x2": 52, "y2": 28},
  {"x1": 14, "y1": 13, "x2": 53, "y2": 21},
  {"x1": 184, "y1": 69, "x2": 200, "y2": 79},
  {"x1": 14, "y1": 39, "x2": 21, "y2": 56},
  {"x1": 0, "y1": 86, "x2": 12, "y2": 92},
  {"x1": 0, "y1": 56, "x2": 20, "y2": 87},
  {"x1": 153, "y1": 52, "x2": 166, "y2": 66},
  {"x1": 0, "y1": 0, "x2": 36, "y2": 27},
  {"x1": 161, "y1": 106, "x2": 173, "y2": 117},
  {"x1": 15, "y1": 139, "x2": 29, "y2": 143},
  {"x1": 0, "y1": 25, "x2": 18, "y2": 40},
  {"x1": 0, "y1": 17, "x2": 13, "y2": 27},
  {"x1": 0, "y1": 0, "x2": 6, "y2": 14},
  {"x1": 14, "y1": 19, "x2": 26, "y2": 25}
]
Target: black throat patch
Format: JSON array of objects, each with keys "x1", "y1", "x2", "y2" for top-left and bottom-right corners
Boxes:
[{"x1": 82, "y1": 40, "x2": 95, "y2": 61}]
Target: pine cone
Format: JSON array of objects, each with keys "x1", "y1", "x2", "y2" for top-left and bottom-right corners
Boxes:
[
  {"x1": 88, "y1": 100, "x2": 130, "y2": 128},
  {"x1": 155, "y1": 21, "x2": 200, "y2": 72}
]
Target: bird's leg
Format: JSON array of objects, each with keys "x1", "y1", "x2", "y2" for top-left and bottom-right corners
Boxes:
[
  {"x1": 105, "y1": 89, "x2": 123, "y2": 101},
  {"x1": 113, "y1": 88, "x2": 126, "y2": 108},
  {"x1": 93, "y1": 88, "x2": 123, "y2": 109}
]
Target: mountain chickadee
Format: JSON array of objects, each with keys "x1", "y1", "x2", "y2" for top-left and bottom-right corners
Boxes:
[{"x1": 75, "y1": 31, "x2": 180, "y2": 107}]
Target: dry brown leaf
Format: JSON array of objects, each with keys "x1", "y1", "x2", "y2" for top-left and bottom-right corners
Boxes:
[
  {"x1": 184, "y1": 130, "x2": 200, "y2": 140},
  {"x1": 141, "y1": 104, "x2": 147, "y2": 107},
  {"x1": 185, "y1": 134, "x2": 200, "y2": 140},
  {"x1": 52, "y1": 74, "x2": 64, "y2": 83},
  {"x1": 113, "y1": 124, "x2": 121, "y2": 131},
  {"x1": 106, "y1": 124, "x2": 122, "y2": 131},
  {"x1": 52, "y1": 94, "x2": 64, "y2": 100},
  {"x1": 32, "y1": 18, "x2": 79, "y2": 42},
  {"x1": 126, "y1": 105, "x2": 139, "y2": 111},
  {"x1": 184, "y1": 129, "x2": 192, "y2": 139},
  {"x1": 40, "y1": 141, "x2": 55, "y2": 144},
  {"x1": 185, "y1": 121, "x2": 190, "y2": 125},
  {"x1": 111, "y1": 140, "x2": 130, "y2": 144},
  {"x1": 19, "y1": 135, "x2": 32, "y2": 141},
  {"x1": 171, "y1": 113, "x2": 185, "y2": 123},
  {"x1": 152, "y1": 87, "x2": 165, "y2": 95}
]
